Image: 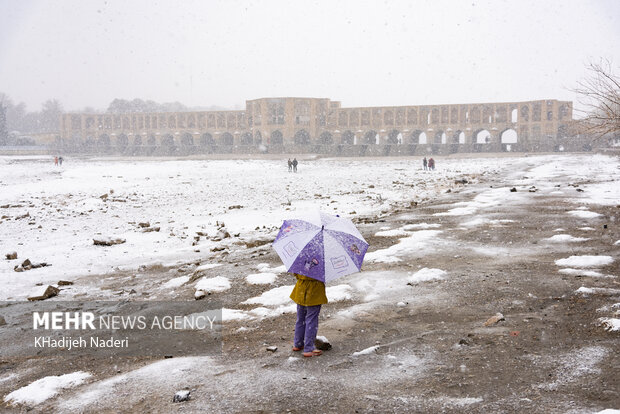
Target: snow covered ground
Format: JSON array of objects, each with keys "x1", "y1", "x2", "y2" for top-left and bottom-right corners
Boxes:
[
  {"x1": 0, "y1": 153, "x2": 618, "y2": 301},
  {"x1": 0, "y1": 154, "x2": 499, "y2": 300},
  {"x1": 1, "y1": 153, "x2": 619, "y2": 412}
]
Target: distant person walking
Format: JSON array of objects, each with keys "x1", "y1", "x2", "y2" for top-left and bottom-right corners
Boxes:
[
  {"x1": 292, "y1": 158, "x2": 298, "y2": 173},
  {"x1": 423, "y1": 157, "x2": 428, "y2": 170},
  {"x1": 429, "y1": 157, "x2": 435, "y2": 170},
  {"x1": 54, "y1": 156, "x2": 58, "y2": 166},
  {"x1": 58, "y1": 156, "x2": 64, "y2": 166},
  {"x1": 287, "y1": 158, "x2": 292, "y2": 172}
]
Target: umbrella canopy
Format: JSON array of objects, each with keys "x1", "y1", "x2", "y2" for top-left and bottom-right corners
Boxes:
[{"x1": 272, "y1": 211, "x2": 368, "y2": 283}]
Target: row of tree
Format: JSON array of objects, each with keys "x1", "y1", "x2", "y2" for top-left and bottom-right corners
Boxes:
[{"x1": 0, "y1": 93, "x2": 63, "y2": 139}]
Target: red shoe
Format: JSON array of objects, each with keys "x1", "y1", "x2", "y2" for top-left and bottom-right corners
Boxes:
[
  {"x1": 292, "y1": 346, "x2": 302, "y2": 352},
  {"x1": 303, "y1": 349, "x2": 323, "y2": 357}
]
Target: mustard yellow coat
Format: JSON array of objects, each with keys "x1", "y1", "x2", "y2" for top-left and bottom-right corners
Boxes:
[{"x1": 289, "y1": 274, "x2": 328, "y2": 306}]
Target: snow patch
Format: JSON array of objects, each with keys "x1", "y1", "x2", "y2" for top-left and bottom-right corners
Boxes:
[
  {"x1": 576, "y1": 286, "x2": 620, "y2": 295},
  {"x1": 249, "y1": 304, "x2": 297, "y2": 318},
  {"x1": 598, "y1": 318, "x2": 620, "y2": 332},
  {"x1": 246, "y1": 272, "x2": 277, "y2": 285},
  {"x1": 555, "y1": 255, "x2": 614, "y2": 268},
  {"x1": 4, "y1": 371, "x2": 92, "y2": 406},
  {"x1": 352, "y1": 345, "x2": 380, "y2": 356},
  {"x1": 568, "y1": 210, "x2": 602, "y2": 219},
  {"x1": 162, "y1": 275, "x2": 190, "y2": 289},
  {"x1": 558, "y1": 268, "x2": 612, "y2": 278},
  {"x1": 543, "y1": 234, "x2": 589, "y2": 243},
  {"x1": 375, "y1": 228, "x2": 410, "y2": 237},
  {"x1": 538, "y1": 346, "x2": 608, "y2": 391},
  {"x1": 221, "y1": 308, "x2": 253, "y2": 321},
  {"x1": 256, "y1": 263, "x2": 286, "y2": 273},
  {"x1": 195, "y1": 276, "x2": 231, "y2": 293},
  {"x1": 408, "y1": 268, "x2": 446, "y2": 284},
  {"x1": 326, "y1": 284, "x2": 353, "y2": 302},
  {"x1": 242, "y1": 285, "x2": 294, "y2": 307},
  {"x1": 365, "y1": 230, "x2": 442, "y2": 263}
]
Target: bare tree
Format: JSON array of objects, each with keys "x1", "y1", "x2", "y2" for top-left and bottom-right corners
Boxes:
[{"x1": 572, "y1": 59, "x2": 620, "y2": 140}]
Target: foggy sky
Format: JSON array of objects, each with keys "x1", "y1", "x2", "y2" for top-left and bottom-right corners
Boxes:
[{"x1": 0, "y1": 0, "x2": 618, "y2": 112}]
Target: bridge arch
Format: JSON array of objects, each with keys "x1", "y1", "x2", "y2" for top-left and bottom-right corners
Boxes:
[
  {"x1": 452, "y1": 130, "x2": 465, "y2": 144},
  {"x1": 98, "y1": 134, "x2": 111, "y2": 149},
  {"x1": 433, "y1": 130, "x2": 446, "y2": 144},
  {"x1": 84, "y1": 136, "x2": 95, "y2": 150},
  {"x1": 319, "y1": 131, "x2": 334, "y2": 145},
  {"x1": 240, "y1": 132, "x2": 253, "y2": 145},
  {"x1": 117, "y1": 133, "x2": 129, "y2": 151},
  {"x1": 364, "y1": 130, "x2": 378, "y2": 144},
  {"x1": 221, "y1": 132, "x2": 234, "y2": 145},
  {"x1": 475, "y1": 129, "x2": 491, "y2": 144},
  {"x1": 270, "y1": 130, "x2": 283, "y2": 145},
  {"x1": 387, "y1": 129, "x2": 400, "y2": 144},
  {"x1": 161, "y1": 134, "x2": 175, "y2": 147},
  {"x1": 181, "y1": 133, "x2": 194, "y2": 146},
  {"x1": 294, "y1": 129, "x2": 311, "y2": 145},
  {"x1": 500, "y1": 128, "x2": 518, "y2": 144},
  {"x1": 408, "y1": 130, "x2": 422, "y2": 144},
  {"x1": 341, "y1": 130, "x2": 354, "y2": 145},
  {"x1": 200, "y1": 133, "x2": 215, "y2": 146}
]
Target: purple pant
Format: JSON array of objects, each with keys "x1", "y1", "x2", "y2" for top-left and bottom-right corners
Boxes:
[{"x1": 294, "y1": 304, "x2": 321, "y2": 352}]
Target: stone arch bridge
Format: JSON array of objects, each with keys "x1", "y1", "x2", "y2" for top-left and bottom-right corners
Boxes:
[{"x1": 58, "y1": 97, "x2": 577, "y2": 155}]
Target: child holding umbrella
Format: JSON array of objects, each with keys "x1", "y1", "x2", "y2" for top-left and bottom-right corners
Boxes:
[{"x1": 290, "y1": 272, "x2": 326, "y2": 357}]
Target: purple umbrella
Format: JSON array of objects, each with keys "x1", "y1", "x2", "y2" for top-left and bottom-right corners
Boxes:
[{"x1": 272, "y1": 211, "x2": 368, "y2": 283}]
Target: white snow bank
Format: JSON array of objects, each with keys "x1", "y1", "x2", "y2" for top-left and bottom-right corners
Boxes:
[
  {"x1": 615, "y1": 240, "x2": 620, "y2": 246},
  {"x1": 345, "y1": 270, "x2": 411, "y2": 303},
  {"x1": 242, "y1": 285, "x2": 293, "y2": 306},
  {"x1": 439, "y1": 397, "x2": 484, "y2": 406},
  {"x1": 249, "y1": 304, "x2": 297, "y2": 318},
  {"x1": 365, "y1": 230, "x2": 442, "y2": 263},
  {"x1": 246, "y1": 272, "x2": 278, "y2": 285},
  {"x1": 543, "y1": 234, "x2": 590, "y2": 243},
  {"x1": 55, "y1": 357, "x2": 211, "y2": 412},
  {"x1": 375, "y1": 228, "x2": 410, "y2": 237},
  {"x1": 558, "y1": 268, "x2": 612, "y2": 278},
  {"x1": 221, "y1": 308, "x2": 254, "y2": 321},
  {"x1": 4, "y1": 371, "x2": 91, "y2": 406},
  {"x1": 568, "y1": 210, "x2": 602, "y2": 219},
  {"x1": 256, "y1": 263, "x2": 286, "y2": 273},
  {"x1": 408, "y1": 268, "x2": 446, "y2": 284},
  {"x1": 327, "y1": 284, "x2": 353, "y2": 301},
  {"x1": 576, "y1": 287, "x2": 620, "y2": 295},
  {"x1": 598, "y1": 318, "x2": 620, "y2": 332},
  {"x1": 162, "y1": 275, "x2": 190, "y2": 289},
  {"x1": 555, "y1": 255, "x2": 614, "y2": 268},
  {"x1": 195, "y1": 276, "x2": 231, "y2": 293},
  {"x1": 581, "y1": 180, "x2": 620, "y2": 206},
  {"x1": 352, "y1": 345, "x2": 380, "y2": 356},
  {"x1": 434, "y1": 206, "x2": 477, "y2": 216}
]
